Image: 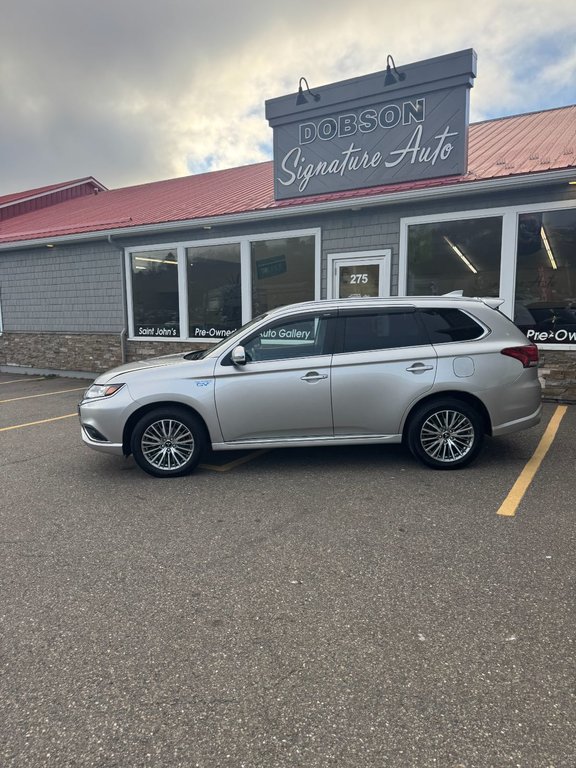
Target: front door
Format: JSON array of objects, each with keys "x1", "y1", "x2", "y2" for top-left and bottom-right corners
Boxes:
[
  {"x1": 213, "y1": 312, "x2": 335, "y2": 443},
  {"x1": 328, "y1": 250, "x2": 391, "y2": 299}
]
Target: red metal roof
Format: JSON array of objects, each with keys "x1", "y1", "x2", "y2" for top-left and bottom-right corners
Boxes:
[{"x1": 1, "y1": 106, "x2": 575, "y2": 245}]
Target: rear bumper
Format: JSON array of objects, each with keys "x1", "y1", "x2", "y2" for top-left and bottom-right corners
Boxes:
[{"x1": 491, "y1": 402, "x2": 542, "y2": 436}]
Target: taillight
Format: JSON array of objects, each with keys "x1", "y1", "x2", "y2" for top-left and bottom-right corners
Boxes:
[{"x1": 500, "y1": 344, "x2": 539, "y2": 368}]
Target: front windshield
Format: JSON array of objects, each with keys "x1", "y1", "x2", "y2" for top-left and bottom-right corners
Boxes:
[{"x1": 183, "y1": 314, "x2": 268, "y2": 360}]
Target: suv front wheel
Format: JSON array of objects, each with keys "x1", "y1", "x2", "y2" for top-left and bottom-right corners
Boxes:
[
  {"x1": 407, "y1": 398, "x2": 484, "y2": 470},
  {"x1": 131, "y1": 407, "x2": 205, "y2": 478}
]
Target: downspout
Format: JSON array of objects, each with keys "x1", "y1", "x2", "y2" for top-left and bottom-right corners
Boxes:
[{"x1": 108, "y1": 235, "x2": 128, "y2": 363}]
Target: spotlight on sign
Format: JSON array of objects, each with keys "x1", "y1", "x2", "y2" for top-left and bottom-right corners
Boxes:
[
  {"x1": 296, "y1": 77, "x2": 321, "y2": 106},
  {"x1": 384, "y1": 55, "x2": 406, "y2": 87}
]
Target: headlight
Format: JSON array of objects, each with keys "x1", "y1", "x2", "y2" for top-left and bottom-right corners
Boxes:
[{"x1": 83, "y1": 383, "x2": 125, "y2": 400}]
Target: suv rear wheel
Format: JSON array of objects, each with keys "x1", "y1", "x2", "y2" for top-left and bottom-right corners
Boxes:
[
  {"x1": 131, "y1": 407, "x2": 205, "y2": 478},
  {"x1": 407, "y1": 398, "x2": 484, "y2": 470}
]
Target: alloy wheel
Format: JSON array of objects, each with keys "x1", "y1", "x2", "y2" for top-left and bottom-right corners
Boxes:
[
  {"x1": 140, "y1": 418, "x2": 195, "y2": 471},
  {"x1": 419, "y1": 408, "x2": 475, "y2": 464}
]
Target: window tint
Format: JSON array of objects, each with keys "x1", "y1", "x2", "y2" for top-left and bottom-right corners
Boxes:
[
  {"x1": 419, "y1": 308, "x2": 485, "y2": 343},
  {"x1": 514, "y1": 209, "x2": 576, "y2": 345},
  {"x1": 406, "y1": 217, "x2": 502, "y2": 297},
  {"x1": 187, "y1": 243, "x2": 241, "y2": 339},
  {"x1": 128, "y1": 232, "x2": 318, "y2": 341},
  {"x1": 243, "y1": 315, "x2": 329, "y2": 362},
  {"x1": 251, "y1": 236, "x2": 315, "y2": 315},
  {"x1": 131, "y1": 249, "x2": 179, "y2": 337},
  {"x1": 341, "y1": 310, "x2": 428, "y2": 353}
]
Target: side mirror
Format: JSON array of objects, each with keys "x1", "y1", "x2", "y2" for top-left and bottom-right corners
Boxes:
[{"x1": 231, "y1": 345, "x2": 246, "y2": 366}]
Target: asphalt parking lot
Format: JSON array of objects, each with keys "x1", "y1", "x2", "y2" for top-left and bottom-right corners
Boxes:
[{"x1": 1, "y1": 373, "x2": 575, "y2": 768}]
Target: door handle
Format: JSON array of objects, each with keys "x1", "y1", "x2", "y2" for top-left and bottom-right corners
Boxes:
[
  {"x1": 406, "y1": 363, "x2": 434, "y2": 374},
  {"x1": 301, "y1": 371, "x2": 328, "y2": 382}
]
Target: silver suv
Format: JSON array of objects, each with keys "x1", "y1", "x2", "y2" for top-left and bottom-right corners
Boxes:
[{"x1": 79, "y1": 296, "x2": 542, "y2": 477}]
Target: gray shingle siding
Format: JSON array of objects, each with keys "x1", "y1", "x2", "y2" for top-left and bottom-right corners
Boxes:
[{"x1": 0, "y1": 241, "x2": 124, "y2": 332}]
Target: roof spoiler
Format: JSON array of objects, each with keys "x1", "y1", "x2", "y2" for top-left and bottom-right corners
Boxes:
[
  {"x1": 480, "y1": 298, "x2": 505, "y2": 309},
  {"x1": 442, "y1": 291, "x2": 504, "y2": 310}
]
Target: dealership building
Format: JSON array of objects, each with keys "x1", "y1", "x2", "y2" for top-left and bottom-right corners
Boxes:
[{"x1": 1, "y1": 50, "x2": 575, "y2": 396}]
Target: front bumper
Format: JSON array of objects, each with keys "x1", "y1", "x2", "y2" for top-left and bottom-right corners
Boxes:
[
  {"x1": 80, "y1": 424, "x2": 125, "y2": 456},
  {"x1": 78, "y1": 385, "x2": 135, "y2": 456}
]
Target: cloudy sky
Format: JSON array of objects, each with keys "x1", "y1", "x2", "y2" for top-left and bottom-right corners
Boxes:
[{"x1": 1, "y1": 0, "x2": 575, "y2": 196}]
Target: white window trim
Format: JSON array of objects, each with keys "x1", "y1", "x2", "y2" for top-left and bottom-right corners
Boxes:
[
  {"x1": 125, "y1": 228, "x2": 321, "y2": 341},
  {"x1": 399, "y1": 200, "x2": 576, "y2": 351},
  {"x1": 326, "y1": 249, "x2": 392, "y2": 299}
]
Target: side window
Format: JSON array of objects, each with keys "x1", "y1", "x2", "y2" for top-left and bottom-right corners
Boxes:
[
  {"x1": 341, "y1": 310, "x2": 428, "y2": 353},
  {"x1": 242, "y1": 315, "x2": 329, "y2": 362},
  {"x1": 419, "y1": 308, "x2": 485, "y2": 343}
]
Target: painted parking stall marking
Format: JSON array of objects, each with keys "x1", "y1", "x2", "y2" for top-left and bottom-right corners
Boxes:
[
  {"x1": 497, "y1": 405, "x2": 568, "y2": 517},
  {"x1": 0, "y1": 413, "x2": 77, "y2": 432},
  {"x1": 199, "y1": 450, "x2": 270, "y2": 473},
  {"x1": 0, "y1": 377, "x2": 47, "y2": 385},
  {"x1": 0, "y1": 387, "x2": 87, "y2": 404}
]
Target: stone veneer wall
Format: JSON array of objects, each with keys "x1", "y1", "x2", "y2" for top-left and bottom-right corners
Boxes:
[
  {"x1": 125, "y1": 340, "x2": 206, "y2": 363},
  {"x1": 0, "y1": 332, "x2": 124, "y2": 374},
  {"x1": 538, "y1": 349, "x2": 576, "y2": 401},
  {"x1": 0, "y1": 332, "x2": 209, "y2": 374}
]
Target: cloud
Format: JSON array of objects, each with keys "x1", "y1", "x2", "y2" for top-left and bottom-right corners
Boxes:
[{"x1": 0, "y1": 0, "x2": 575, "y2": 195}]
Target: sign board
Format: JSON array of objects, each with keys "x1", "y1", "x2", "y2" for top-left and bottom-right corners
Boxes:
[
  {"x1": 256, "y1": 256, "x2": 287, "y2": 280},
  {"x1": 265, "y1": 49, "x2": 476, "y2": 200}
]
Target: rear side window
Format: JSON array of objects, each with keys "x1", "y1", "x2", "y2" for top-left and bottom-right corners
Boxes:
[
  {"x1": 419, "y1": 308, "x2": 485, "y2": 343},
  {"x1": 340, "y1": 310, "x2": 429, "y2": 353}
]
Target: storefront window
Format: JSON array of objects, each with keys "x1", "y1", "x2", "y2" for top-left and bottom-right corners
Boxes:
[
  {"x1": 128, "y1": 231, "x2": 318, "y2": 340},
  {"x1": 131, "y1": 249, "x2": 179, "y2": 338},
  {"x1": 406, "y1": 217, "x2": 502, "y2": 297},
  {"x1": 187, "y1": 243, "x2": 241, "y2": 340},
  {"x1": 514, "y1": 209, "x2": 576, "y2": 345},
  {"x1": 251, "y1": 236, "x2": 315, "y2": 315}
]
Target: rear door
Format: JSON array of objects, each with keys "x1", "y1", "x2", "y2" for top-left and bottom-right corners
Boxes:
[{"x1": 331, "y1": 307, "x2": 437, "y2": 437}]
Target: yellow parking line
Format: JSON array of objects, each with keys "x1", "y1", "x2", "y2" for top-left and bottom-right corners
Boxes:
[
  {"x1": 497, "y1": 405, "x2": 568, "y2": 517},
  {"x1": 0, "y1": 413, "x2": 77, "y2": 432},
  {"x1": 200, "y1": 450, "x2": 269, "y2": 472},
  {"x1": 0, "y1": 387, "x2": 86, "y2": 403}
]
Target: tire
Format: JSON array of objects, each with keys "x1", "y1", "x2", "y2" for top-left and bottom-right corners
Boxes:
[
  {"x1": 407, "y1": 398, "x2": 484, "y2": 470},
  {"x1": 130, "y1": 407, "x2": 205, "y2": 478}
]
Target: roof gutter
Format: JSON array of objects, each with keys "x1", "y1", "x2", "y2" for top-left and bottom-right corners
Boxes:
[{"x1": 1, "y1": 168, "x2": 575, "y2": 252}]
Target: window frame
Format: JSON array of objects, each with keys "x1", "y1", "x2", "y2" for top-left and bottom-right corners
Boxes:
[
  {"x1": 333, "y1": 305, "x2": 430, "y2": 355},
  {"x1": 125, "y1": 228, "x2": 321, "y2": 342},
  {"x1": 185, "y1": 241, "x2": 243, "y2": 340},
  {"x1": 221, "y1": 310, "x2": 338, "y2": 366},
  {"x1": 128, "y1": 247, "x2": 181, "y2": 339},
  {"x1": 417, "y1": 308, "x2": 489, "y2": 344},
  {"x1": 399, "y1": 200, "x2": 576, "y2": 350},
  {"x1": 326, "y1": 249, "x2": 392, "y2": 299}
]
